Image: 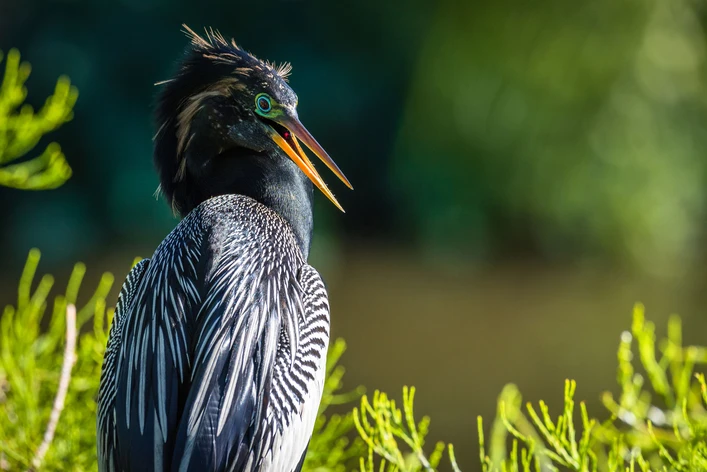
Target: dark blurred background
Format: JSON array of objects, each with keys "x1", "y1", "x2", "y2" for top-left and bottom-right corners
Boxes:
[{"x1": 2, "y1": 0, "x2": 707, "y2": 469}]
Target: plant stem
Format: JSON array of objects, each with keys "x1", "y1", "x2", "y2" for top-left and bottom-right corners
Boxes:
[{"x1": 29, "y1": 304, "x2": 76, "y2": 471}]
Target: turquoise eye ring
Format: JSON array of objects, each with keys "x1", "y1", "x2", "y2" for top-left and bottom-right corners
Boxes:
[{"x1": 256, "y1": 93, "x2": 272, "y2": 113}]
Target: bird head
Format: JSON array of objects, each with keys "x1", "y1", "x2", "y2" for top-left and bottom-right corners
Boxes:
[{"x1": 154, "y1": 25, "x2": 351, "y2": 216}]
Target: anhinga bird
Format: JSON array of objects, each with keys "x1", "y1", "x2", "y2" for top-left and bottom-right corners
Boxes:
[{"x1": 97, "y1": 26, "x2": 351, "y2": 472}]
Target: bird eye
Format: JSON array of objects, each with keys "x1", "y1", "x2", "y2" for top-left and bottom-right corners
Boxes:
[{"x1": 256, "y1": 94, "x2": 272, "y2": 114}]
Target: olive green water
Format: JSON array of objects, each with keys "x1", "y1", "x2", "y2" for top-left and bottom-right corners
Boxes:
[{"x1": 322, "y1": 248, "x2": 707, "y2": 470}]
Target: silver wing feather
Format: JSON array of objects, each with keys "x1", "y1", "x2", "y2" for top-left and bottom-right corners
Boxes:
[
  {"x1": 97, "y1": 195, "x2": 330, "y2": 472},
  {"x1": 97, "y1": 258, "x2": 151, "y2": 472}
]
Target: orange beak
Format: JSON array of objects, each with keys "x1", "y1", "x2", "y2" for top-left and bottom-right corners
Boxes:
[{"x1": 265, "y1": 113, "x2": 352, "y2": 212}]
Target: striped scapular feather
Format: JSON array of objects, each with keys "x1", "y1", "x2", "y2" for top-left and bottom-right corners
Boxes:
[{"x1": 97, "y1": 194, "x2": 330, "y2": 472}]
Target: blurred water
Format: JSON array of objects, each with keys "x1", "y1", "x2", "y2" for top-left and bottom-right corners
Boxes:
[{"x1": 322, "y1": 248, "x2": 706, "y2": 468}]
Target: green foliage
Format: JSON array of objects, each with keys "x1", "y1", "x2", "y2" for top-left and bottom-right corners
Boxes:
[
  {"x1": 0, "y1": 49, "x2": 76, "y2": 190},
  {"x1": 346, "y1": 305, "x2": 707, "y2": 472},
  {"x1": 478, "y1": 304, "x2": 707, "y2": 472},
  {"x1": 478, "y1": 381, "x2": 595, "y2": 471},
  {"x1": 304, "y1": 338, "x2": 366, "y2": 471},
  {"x1": 353, "y1": 386, "x2": 460, "y2": 472},
  {"x1": 0, "y1": 249, "x2": 114, "y2": 470}
]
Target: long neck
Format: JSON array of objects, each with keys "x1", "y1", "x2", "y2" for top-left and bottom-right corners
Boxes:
[{"x1": 183, "y1": 150, "x2": 314, "y2": 258}]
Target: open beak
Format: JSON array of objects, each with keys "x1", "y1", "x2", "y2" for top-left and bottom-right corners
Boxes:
[{"x1": 264, "y1": 113, "x2": 352, "y2": 212}]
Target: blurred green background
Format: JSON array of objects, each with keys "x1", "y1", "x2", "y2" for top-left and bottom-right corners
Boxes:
[{"x1": 2, "y1": 0, "x2": 707, "y2": 469}]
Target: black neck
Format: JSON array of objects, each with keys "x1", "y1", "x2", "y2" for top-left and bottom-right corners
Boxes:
[{"x1": 182, "y1": 149, "x2": 314, "y2": 258}]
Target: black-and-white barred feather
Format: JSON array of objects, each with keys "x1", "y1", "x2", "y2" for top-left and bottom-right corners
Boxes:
[{"x1": 97, "y1": 194, "x2": 330, "y2": 472}]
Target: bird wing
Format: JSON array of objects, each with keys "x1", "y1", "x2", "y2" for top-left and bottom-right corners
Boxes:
[
  {"x1": 253, "y1": 263, "x2": 330, "y2": 472},
  {"x1": 97, "y1": 258, "x2": 151, "y2": 472},
  {"x1": 98, "y1": 198, "x2": 329, "y2": 472},
  {"x1": 101, "y1": 219, "x2": 204, "y2": 472},
  {"x1": 170, "y1": 235, "x2": 309, "y2": 472}
]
